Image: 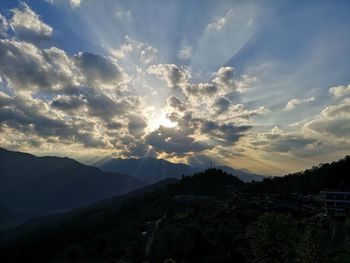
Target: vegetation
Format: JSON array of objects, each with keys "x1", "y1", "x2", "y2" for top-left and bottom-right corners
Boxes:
[
  {"x1": 0, "y1": 157, "x2": 350, "y2": 262},
  {"x1": 244, "y1": 155, "x2": 350, "y2": 194}
]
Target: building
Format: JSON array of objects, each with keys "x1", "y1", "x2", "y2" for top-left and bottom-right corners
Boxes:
[{"x1": 320, "y1": 191, "x2": 350, "y2": 214}]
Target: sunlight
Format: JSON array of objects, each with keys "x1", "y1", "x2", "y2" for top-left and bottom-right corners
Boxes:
[{"x1": 148, "y1": 110, "x2": 177, "y2": 131}]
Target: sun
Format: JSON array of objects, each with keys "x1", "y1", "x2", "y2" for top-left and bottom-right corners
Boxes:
[{"x1": 148, "y1": 110, "x2": 177, "y2": 131}]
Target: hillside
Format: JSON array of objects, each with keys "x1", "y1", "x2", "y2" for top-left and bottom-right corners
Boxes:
[
  {"x1": 244, "y1": 155, "x2": 350, "y2": 194},
  {"x1": 0, "y1": 147, "x2": 146, "y2": 229},
  {"x1": 0, "y1": 169, "x2": 246, "y2": 262},
  {"x1": 1, "y1": 162, "x2": 350, "y2": 262}
]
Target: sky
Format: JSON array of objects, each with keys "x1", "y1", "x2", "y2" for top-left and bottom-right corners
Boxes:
[{"x1": 0, "y1": 0, "x2": 350, "y2": 176}]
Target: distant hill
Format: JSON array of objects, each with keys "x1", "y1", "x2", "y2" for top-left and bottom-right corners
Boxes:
[
  {"x1": 215, "y1": 165, "x2": 265, "y2": 182},
  {"x1": 0, "y1": 178, "x2": 179, "y2": 245},
  {"x1": 2, "y1": 158, "x2": 350, "y2": 262},
  {"x1": 244, "y1": 155, "x2": 350, "y2": 194},
  {"x1": 97, "y1": 157, "x2": 265, "y2": 183},
  {"x1": 0, "y1": 147, "x2": 146, "y2": 229},
  {"x1": 0, "y1": 169, "x2": 246, "y2": 263}
]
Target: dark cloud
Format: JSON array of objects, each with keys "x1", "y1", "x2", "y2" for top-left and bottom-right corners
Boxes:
[
  {"x1": 0, "y1": 40, "x2": 75, "y2": 92},
  {"x1": 213, "y1": 97, "x2": 230, "y2": 114},
  {"x1": 201, "y1": 121, "x2": 252, "y2": 143},
  {"x1": 84, "y1": 90, "x2": 133, "y2": 121},
  {"x1": 106, "y1": 121, "x2": 123, "y2": 130},
  {"x1": 145, "y1": 126, "x2": 211, "y2": 154},
  {"x1": 185, "y1": 83, "x2": 218, "y2": 97},
  {"x1": 0, "y1": 94, "x2": 106, "y2": 148},
  {"x1": 74, "y1": 52, "x2": 127, "y2": 89},
  {"x1": 127, "y1": 116, "x2": 147, "y2": 137},
  {"x1": 51, "y1": 95, "x2": 85, "y2": 111},
  {"x1": 251, "y1": 128, "x2": 317, "y2": 154},
  {"x1": 166, "y1": 95, "x2": 185, "y2": 112}
]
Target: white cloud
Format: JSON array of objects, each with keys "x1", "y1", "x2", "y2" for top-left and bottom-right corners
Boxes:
[
  {"x1": 207, "y1": 9, "x2": 233, "y2": 31},
  {"x1": 303, "y1": 102, "x2": 350, "y2": 138},
  {"x1": 177, "y1": 42, "x2": 192, "y2": 60},
  {"x1": 10, "y1": 3, "x2": 53, "y2": 42},
  {"x1": 70, "y1": 0, "x2": 83, "y2": 8},
  {"x1": 0, "y1": 14, "x2": 8, "y2": 37},
  {"x1": 115, "y1": 9, "x2": 132, "y2": 20},
  {"x1": 147, "y1": 64, "x2": 190, "y2": 90},
  {"x1": 329, "y1": 84, "x2": 350, "y2": 98},
  {"x1": 110, "y1": 36, "x2": 157, "y2": 65},
  {"x1": 284, "y1": 97, "x2": 314, "y2": 111}
]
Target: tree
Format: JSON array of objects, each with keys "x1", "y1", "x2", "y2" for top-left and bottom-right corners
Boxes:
[{"x1": 247, "y1": 213, "x2": 300, "y2": 263}]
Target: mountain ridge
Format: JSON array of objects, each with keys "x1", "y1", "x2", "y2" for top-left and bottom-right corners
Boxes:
[
  {"x1": 0, "y1": 147, "x2": 146, "y2": 229},
  {"x1": 97, "y1": 157, "x2": 265, "y2": 183}
]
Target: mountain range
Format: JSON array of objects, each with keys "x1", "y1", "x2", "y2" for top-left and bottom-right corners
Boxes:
[
  {"x1": 0, "y1": 147, "x2": 145, "y2": 229},
  {"x1": 0, "y1": 147, "x2": 264, "y2": 229},
  {"x1": 97, "y1": 157, "x2": 265, "y2": 184}
]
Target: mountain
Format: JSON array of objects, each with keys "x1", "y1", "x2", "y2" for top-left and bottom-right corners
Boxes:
[
  {"x1": 97, "y1": 157, "x2": 265, "y2": 184},
  {"x1": 216, "y1": 165, "x2": 265, "y2": 182},
  {"x1": 0, "y1": 169, "x2": 246, "y2": 263},
  {"x1": 0, "y1": 178, "x2": 179, "y2": 245},
  {"x1": 2, "y1": 158, "x2": 350, "y2": 262},
  {"x1": 0, "y1": 147, "x2": 146, "y2": 229},
  {"x1": 244, "y1": 155, "x2": 350, "y2": 194}
]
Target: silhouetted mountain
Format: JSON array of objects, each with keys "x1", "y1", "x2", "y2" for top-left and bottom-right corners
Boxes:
[
  {"x1": 0, "y1": 147, "x2": 146, "y2": 229},
  {"x1": 0, "y1": 169, "x2": 246, "y2": 263},
  {"x1": 2, "y1": 158, "x2": 350, "y2": 262},
  {"x1": 216, "y1": 165, "x2": 265, "y2": 182},
  {"x1": 0, "y1": 178, "x2": 179, "y2": 245},
  {"x1": 244, "y1": 155, "x2": 350, "y2": 194},
  {"x1": 97, "y1": 157, "x2": 264, "y2": 183}
]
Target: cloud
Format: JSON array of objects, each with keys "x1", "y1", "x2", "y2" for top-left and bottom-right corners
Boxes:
[
  {"x1": 74, "y1": 52, "x2": 129, "y2": 90},
  {"x1": 127, "y1": 115, "x2": 148, "y2": 137},
  {"x1": 250, "y1": 127, "x2": 317, "y2": 154},
  {"x1": 145, "y1": 126, "x2": 211, "y2": 154},
  {"x1": 213, "y1": 97, "x2": 230, "y2": 114},
  {"x1": 147, "y1": 64, "x2": 190, "y2": 90},
  {"x1": 10, "y1": 3, "x2": 53, "y2": 42},
  {"x1": 46, "y1": 0, "x2": 84, "y2": 8},
  {"x1": 70, "y1": 0, "x2": 83, "y2": 8},
  {"x1": 50, "y1": 95, "x2": 85, "y2": 112},
  {"x1": 84, "y1": 89, "x2": 134, "y2": 121},
  {"x1": 115, "y1": 9, "x2": 132, "y2": 20},
  {"x1": 303, "y1": 102, "x2": 350, "y2": 138},
  {"x1": 185, "y1": 82, "x2": 218, "y2": 98},
  {"x1": 0, "y1": 14, "x2": 8, "y2": 37},
  {"x1": 0, "y1": 2, "x2": 268, "y2": 161},
  {"x1": 166, "y1": 96, "x2": 186, "y2": 112},
  {"x1": 0, "y1": 40, "x2": 77, "y2": 93},
  {"x1": 329, "y1": 84, "x2": 350, "y2": 98},
  {"x1": 110, "y1": 36, "x2": 157, "y2": 65},
  {"x1": 207, "y1": 9, "x2": 233, "y2": 31},
  {"x1": 284, "y1": 97, "x2": 314, "y2": 111},
  {"x1": 212, "y1": 67, "x2": 236, "y2": 91},
  {"x1": 177, "y1": 41, "x2": 192, "y2": 60}
]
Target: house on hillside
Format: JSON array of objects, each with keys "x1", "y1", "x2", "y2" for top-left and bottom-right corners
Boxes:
[{"x1": 320, "y1": 191, "x2": 350, "y2": 215}]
